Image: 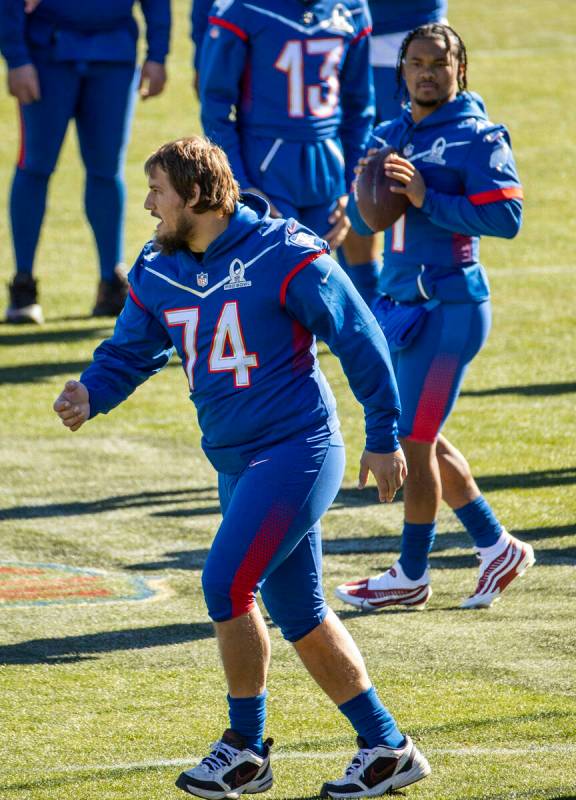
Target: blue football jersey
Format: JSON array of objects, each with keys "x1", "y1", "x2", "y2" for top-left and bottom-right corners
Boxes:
[
  {"x1": 349, "y1": 91, "x2": 523, "y2": 303},
  {"x1": 199, "y1": 0, "x2": 374, "y2": 190},
  {"x1": 368, "y1": 0, "x2": 447, "y2": 35},
  {"x1": 81, "y1": 194, "x2": 400, "y2": 474}
]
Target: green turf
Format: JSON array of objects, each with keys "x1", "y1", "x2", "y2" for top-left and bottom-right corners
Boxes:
[{"x1": 1, "y1": 1, "x2": 575, "y2": 798}]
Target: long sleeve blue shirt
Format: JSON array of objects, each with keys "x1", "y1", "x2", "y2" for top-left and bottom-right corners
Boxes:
[
  {"x1": 348, "y1": 91, "x2": 523, "y2": 303},
  {"x1": 0, "y1": 0, "x2": 170, "y2": 68},
  {"x1": 80, "y1": 195, "x2": 401, "y2": 474}
]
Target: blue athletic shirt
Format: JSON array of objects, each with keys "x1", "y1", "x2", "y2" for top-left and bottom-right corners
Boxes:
[
  {"x1": 368, "y1": 0, "x2": 447, "y2": 36},
  {"x1": 81, "y1": 194, "x2": 401, "y2": 474},
  {"x1": 0, "y1": 0, "x2": 170, "y2": 68},
  {"x1": 348, "y1": 91, "x2": 523, "y2": 303},
  {"x1": 199, "y1": 0, "x2": 374, "y2": 190}
]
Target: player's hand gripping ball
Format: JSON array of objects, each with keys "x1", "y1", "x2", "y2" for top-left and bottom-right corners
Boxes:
[{"x1": 354, "y1": 146, "x2": 410, "y2": 232}]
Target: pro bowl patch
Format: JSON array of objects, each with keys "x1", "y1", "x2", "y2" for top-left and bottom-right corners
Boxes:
[
  {"x1": 0, "y1": 562, "x2": 157, "y2": 607},
  {"x1": 288, "y1": 231, "x2": 322, "y2": 249}
]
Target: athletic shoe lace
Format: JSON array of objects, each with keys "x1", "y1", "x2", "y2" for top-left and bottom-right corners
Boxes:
[
  {"x1": 201, "y1": 740, "x2": 240, "y2": 772},
  {"x1": 345, "y1": 746, "x2": 372, "y2": 776}
]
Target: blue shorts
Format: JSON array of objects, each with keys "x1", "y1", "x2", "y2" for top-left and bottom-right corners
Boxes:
[
  {"x1": 202, "y1": 426, "x2": 345, "y2": 642},
  {"x1": 390, "y1": 301, "x2": 491, "y2": 442}
]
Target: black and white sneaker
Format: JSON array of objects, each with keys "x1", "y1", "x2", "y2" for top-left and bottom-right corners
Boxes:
[
  {"x1": 176, "y1": 729, "x2": 274, "y2": 799},
  {"x1": 320, "y1": 735, "x2": 430, "y2": 798},
  {"x1": 6, "y1": 273, "x2": 44, "y2": 324}
]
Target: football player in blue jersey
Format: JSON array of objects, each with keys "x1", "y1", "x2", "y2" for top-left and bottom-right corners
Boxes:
[
  {"x1": 53, "y1": 136, "x2": 431, "y2": 799},
  {"x1": 335, "y1": 24, "x2": 535, "y2": 612},
  {"x1": 0, "y1": 0, "x2": 170, "y2": 324},
  {"x1": 197, "y1": 0, "x2": 388, "y2": 308},
  {"x1": 342, "y1": 1, "x2": 450, "y2": 312},
  {"x1": 369, "y1": 1, "x2": 447, "y2": 124}
]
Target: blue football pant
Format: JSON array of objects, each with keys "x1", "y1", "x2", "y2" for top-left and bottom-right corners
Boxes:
[
  {"x1": 391, "y1": 301, "x2": 492, "y2": 442},
  {"x1": 11, "y1": 60, "x2": 138, "y2": 279},
  {"x1": 202, "y1": 427, "x2": 345, "y2": 642}
]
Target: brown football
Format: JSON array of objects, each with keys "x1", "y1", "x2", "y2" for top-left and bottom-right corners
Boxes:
[{"x1": 354, "y1": 146, "x2": 409, "y2": 232}]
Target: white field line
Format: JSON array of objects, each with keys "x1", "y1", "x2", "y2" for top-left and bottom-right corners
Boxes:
[
  {"x1": 474, "y1": 47, "x2": 574, "y2": 58},
  {"x1": 44, "y1": 745, "x2": 576, "y2": 775},
  {"x1": 492, "y1": 265, "x2": 574, "y2": 275}
]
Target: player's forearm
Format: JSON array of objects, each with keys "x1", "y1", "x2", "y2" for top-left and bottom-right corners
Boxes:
[
  {"x1": 201, "y1": 107, "x2": 251, "y2": 189},
  {"x1": 421, "y1": 190, "x2": 523, "y2": 239},
  {"x1": 0, "y1": 0, "x2": 29, "y2": 69},
  {"x1": 140, "y1": 0, "x2": 170, "y2": 64},
  {"x1": 81, "y1": 350, "x2": 148, "y2": 418},
  {"x1": 190, "y1": 0, "x2": 211, "y2": 69}
]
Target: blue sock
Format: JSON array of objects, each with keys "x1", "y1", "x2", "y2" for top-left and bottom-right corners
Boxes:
[
  {"x1": 339, "y1": 258, "x2": 381, "y2": 308},
  {"x1": 399, "y1": 521, "x2": 436, "y2": 580},
  {"x1": 454, "y1": 495, "x2": 502, "y2": 548},
  {"x1": 227, "y1": 691, "x2": 267, "y2": 754},
  {"x1": 339, "y1": 687, "x2": 404, "y2": 749},
  {"x1": 10, "y1": 168, "x2": 49, "y2": 274}
]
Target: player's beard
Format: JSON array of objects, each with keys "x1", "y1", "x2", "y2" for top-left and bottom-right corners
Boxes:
[
  {"x1": 412, "y1": 86, "x2": 454, "y2": 110},
  {"x1": 155, "y1": 213, "x2": 197, "y2": 255}
]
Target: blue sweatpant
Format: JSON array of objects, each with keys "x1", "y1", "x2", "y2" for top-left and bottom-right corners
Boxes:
[
  {"x1": 388, "y1": 301, "x2": 492, "y2": 442},
  {"x1": 202, "y1": 427, "x2": 345, "y2": 642},
  {"x1": 11, "y1": 59, "x2": 138, "y2": 279}
]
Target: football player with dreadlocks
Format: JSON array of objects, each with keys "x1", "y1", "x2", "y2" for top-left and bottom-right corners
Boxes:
[{"x1": 336, "y1": 23, "x2": 535, "y2": 612}]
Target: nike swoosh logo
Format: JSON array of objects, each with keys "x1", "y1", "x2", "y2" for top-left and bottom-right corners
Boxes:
[
  {"x1": 320, "y1": 265, "x2": 333, "y2": 284},
  {"x1": 249, "y1": 459, "x2": 270, "y2": 467}
]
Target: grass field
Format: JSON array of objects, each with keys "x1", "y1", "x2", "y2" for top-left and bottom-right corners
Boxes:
[{"x1": 1, "y1": 1, "x2": 575, "y2": 798}]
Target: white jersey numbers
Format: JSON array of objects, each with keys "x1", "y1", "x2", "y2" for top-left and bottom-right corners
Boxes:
[
  {"x1": 210, "y1": 302, "x2": 258, "y2": 387},
  {"x1": 165, "y1": 302, "x2": 258, "y2": 391},
  {"x1": 391, "y1": 214, "x2": 406, "y2": 253},
  {"x1": 275, "y1": 38, "x2": 343, "y2": 119},
  {"x1": 164, "y1": 307, "x2": 199, "y2": 390}
]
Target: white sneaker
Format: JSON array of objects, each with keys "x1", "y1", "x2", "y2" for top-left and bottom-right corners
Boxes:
[
  {"x1": 176, "y1": 729, "x2": 273, "y2": 799},
  {"x1": 334, "y1": 561, "x2": 431, "y2": 611},
  {"x1": 461, "y1": 530, "x2": 535, "y2": 609},
  {"x1": 320, "y1": 735, "x2": 431, "y2": 798}
]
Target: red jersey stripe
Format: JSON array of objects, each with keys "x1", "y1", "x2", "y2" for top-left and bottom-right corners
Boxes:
[
  {"x1": 17, "y1": 106, "x2": 26, "y2": 169},
  {"x1": 129, "y1": 286, "x2": 147, "y2": 310},
  {"x1": 279, "y1": 250, "x2": 327, "y2": 307},
  {"x1": 468, "y1": 186, "x2": 524, "y2": 206},
  {"x1": 351, "y1": 26, "x2": 372, "y2": 45},
  {"x1": 208, "y1": 16, "x2": 248, "y2": 42}
]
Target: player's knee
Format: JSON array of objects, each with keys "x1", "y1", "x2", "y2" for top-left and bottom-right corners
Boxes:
[
  {"x1": 201, "y1": 567, "x2": 255, "y2": 622},
  {"x1": 262, "y1": 584, "x2": 328, "y2": 642},
  {"x1": 14, "y1": 163, "x2": 53, "y2": 181}
]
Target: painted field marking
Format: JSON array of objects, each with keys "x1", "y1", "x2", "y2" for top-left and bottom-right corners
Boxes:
[
  {"x1": 42, "y1": 744, "x2": 576, "y2": 775},
  {"x1": 0, "y1": 561, "x2": 157, "y2": 607},
  {"x1": 492, "y1": 265, "x2": 574, "y2": 276}
]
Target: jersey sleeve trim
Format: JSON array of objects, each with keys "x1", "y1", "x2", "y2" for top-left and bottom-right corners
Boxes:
[
  {"x1": 468, "y1": 186, "x2": 524, "y2": 206},
  {"x1": 208, "y1": 16, "x2": 248, "y2": 42},
  {"x1": 279, "y1": 250, "x2": 328, "y2": 307},
  {"x1": 129, "y1": 287, "x2": 148, "y2": 311},
  {"x1": 350, "y1": 26, "x2": 372, "y2": 45}
]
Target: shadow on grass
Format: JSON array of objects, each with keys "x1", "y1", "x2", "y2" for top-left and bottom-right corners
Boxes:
[
  {"x1": 126, "y1": 549, "x2": 210, "y2": 571},
  {"x1": 0, "y1": 325, "x2": 111, "y2": 347},
  {"x1": 462, "y1": 380, "x2": 576, "y2": 397},
  {"x1": 0, "y1": 622, "x2": 214, "y2": 665},
  {"x1": 324, "y1": 523, "x2": 575, "y2": 567},
  {"x1": 336, "y1": 467, "x2": 576, "y2": 506},
  {"x1": 0, "y1": 360, "x2": 91, "y2": 384},
  {"x1": 0, "y1": 488, "x2": 218, "y2": 521}
]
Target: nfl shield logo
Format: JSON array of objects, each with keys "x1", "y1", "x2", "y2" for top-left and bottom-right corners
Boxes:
[{"x1": 197, "y1": 272, "x2": 209, "y2": 288}]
